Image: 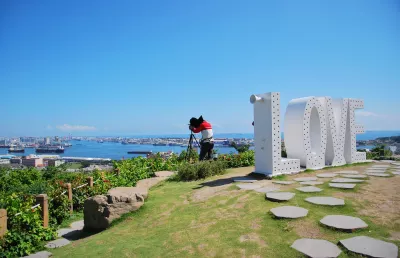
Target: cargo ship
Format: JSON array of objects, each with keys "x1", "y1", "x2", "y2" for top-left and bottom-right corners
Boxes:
[
  {"x1": 8, "y1": 145, "x2": 25, "y2": 153},
  {"x1": 35, "y1": 145, "x2": 64, "y2": 153}
]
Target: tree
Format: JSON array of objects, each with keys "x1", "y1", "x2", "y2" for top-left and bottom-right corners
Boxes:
[{"x1": 230, "y1": 142, "x2": 250, "y2": 153}]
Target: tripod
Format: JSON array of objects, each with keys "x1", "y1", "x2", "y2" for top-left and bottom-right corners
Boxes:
[{"x1": 185, "y1": 131, "x2": 201, "y2": 162}]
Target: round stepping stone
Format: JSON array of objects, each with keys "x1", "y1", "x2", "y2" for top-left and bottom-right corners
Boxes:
[
  {"x1": 294, "y1": 177, "x2": 318, "y2": 182},
  {"x1": 331, "y1": 178, "x2": 364, "y2": 183},
  {"x1": 316, "y1": 173, "x2": 336, "y2": 178},
  {"x1": 320, "y1": 215, "x2": 368, "y2": 231},
  {"x1": 365, "y1": 170, "x2": 386, "y2": 174},
  {"x1": 296, "y1": 186, "x2": 323, "y2": 193},
  {"x1": 365, "y1": 172, "x2": 391, "y2": 177},
  {"x1": 266, "y1": 192, "x2": 295, "y2": 202},
  {"x1": 300, "y1": 181, "x2": 324, "y2": 186},
  {"x1": 334, "y1": 170, "x2": 359, "y2": 175},
  {"x1": 329, "y1": 183, "x2": 356, "y2": 189},
  {"x1": 254, "y1": 186, "x2": 280, "y2": 193},
  {"x1": 341, "y1": 174, "x2": 368, "y2": 179},
  {"x1": 365, "y1": 168, "x2": 386, "y2": 172},
  {"x1": 291, "y1": 238, "x2": 342, "y2": 258},
  {"x1": 237, "y1": 184, "x2": 262, "y2": 190},
  {"x1": 233, "y1": 177, "x2": 258, "y2": 183},
  {"x1": 372, "y1": 165, "x2": 390, "y2": 168},
  {"x1": 305, "y1": 197, "x2": 345, "y2": 206},
  {"x1": 270, "y1": 206, "x2": 308, "y2": 219},
  {"x1": 272, "y1": 180, "x2": 294, "y2": 185},
  {"x1": 339, "y1": 236, "x2": 398, "y2": 258}
]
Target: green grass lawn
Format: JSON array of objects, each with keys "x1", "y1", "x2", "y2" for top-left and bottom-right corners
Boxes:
[{"x1": 50, "y1": 166, "x2": 400, "y2": 258}]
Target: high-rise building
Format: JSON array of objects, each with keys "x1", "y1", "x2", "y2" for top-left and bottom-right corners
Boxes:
[{"x1": 44, "y1": 137, "x2": 51, "y2": 145}]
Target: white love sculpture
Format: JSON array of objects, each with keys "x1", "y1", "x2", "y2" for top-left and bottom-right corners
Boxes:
[{"x1": 250, "y1": 92, "x2": 366, "y2": 176}]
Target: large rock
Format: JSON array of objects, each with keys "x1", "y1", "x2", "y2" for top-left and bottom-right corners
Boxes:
[{"x1": 84, "y1": 187, "x2": 146, "y2": 230}]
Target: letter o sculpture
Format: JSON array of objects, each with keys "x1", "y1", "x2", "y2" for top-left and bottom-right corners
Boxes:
[{"x1": 284, "y1": 97, "x2": 327, "y2": 169}]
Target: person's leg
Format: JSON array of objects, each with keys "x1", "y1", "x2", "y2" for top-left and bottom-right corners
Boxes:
[
  {"x1": 199, "y1": 142, "x2": 207, "y2": 161},
  {"x1": 207, "y1": 142, "x2": 214, "y2": 160}
]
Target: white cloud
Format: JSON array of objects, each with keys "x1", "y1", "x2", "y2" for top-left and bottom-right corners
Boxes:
[{"x1": 56, "y1": 124, "x2": 97, "y2": 132}]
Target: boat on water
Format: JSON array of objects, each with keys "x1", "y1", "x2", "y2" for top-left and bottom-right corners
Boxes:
[
  {"x1": 98, "y1": 140, "x2": 104, "y2": 143},
  {"x1": 36, "y1": 145, "x2": 64, "y2": 153},
  {"x1": 63, "y1": 142, "x2": 72, "y2": 147},
  {"x1": 153, "y1": 143, "x2": 167, "y2": 146},
  {"x1": 8, "y1": 145, "x2": 25, "y2": 153}
]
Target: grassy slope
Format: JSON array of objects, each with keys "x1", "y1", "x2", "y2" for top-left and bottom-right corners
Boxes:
[{"x1": 51, "y1": 166, "x2": 399, "y2": 258}]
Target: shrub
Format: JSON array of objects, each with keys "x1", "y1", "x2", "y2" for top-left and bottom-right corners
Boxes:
[
  {"x1": 218, "y1": 150, "x2": 255, "y2": 168},
  {"x1": 0, "y1": 193, "x2": 56, "y2": 257},
  {"x1": 230, "y1": 142, "x2": 250, "y2": 153},
  {"x1": 175, "y1": 161, "x2": 226, "y2": 181}
]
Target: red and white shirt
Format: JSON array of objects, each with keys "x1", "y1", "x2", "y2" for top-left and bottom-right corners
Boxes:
[{"x1": 192, "y1": 121, "x2": 214, "y2": 142}]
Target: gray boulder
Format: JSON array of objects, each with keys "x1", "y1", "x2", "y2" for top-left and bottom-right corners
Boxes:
[{"x1": 84, "y1": 187, "x2": 145, "y2": 230}]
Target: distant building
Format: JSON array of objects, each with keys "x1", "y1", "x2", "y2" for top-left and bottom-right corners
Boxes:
[
  {"x1": 44, "y1": 137, "x2": 51, "y2": 145},
  {"x1": 385, "y1": 145, "x2": 397, "y2": 153},
  {"x1": 0, "y1": 159, "x2": 10, "y2": 165},
  {"x1": 22, "y1": 157, "x2": 43, "y2": 167},
  {"x1": 47, "y1": 159, "x2": 65, "y2": 167},
  {"x1": 10, "y1": 158, "x2": 22, "y2": 164}
]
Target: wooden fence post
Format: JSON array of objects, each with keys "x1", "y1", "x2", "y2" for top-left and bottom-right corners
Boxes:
[
  {"x1": 0, "y1": 209, "x2": 7, "y2": 237},
  {"x1": 35, "y1": 194, "x2": 49, "y2": 228},
  {"x1": 65, "y1": 183, "x2": 73, "y2": 214},
  {"x1": 87, "y1": 176, "x2": 93, "y2": 187}
]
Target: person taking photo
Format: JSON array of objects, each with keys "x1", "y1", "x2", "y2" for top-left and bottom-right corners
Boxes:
[{"x1": 189, "y1": 116, "x2": 214, "y2": 161}]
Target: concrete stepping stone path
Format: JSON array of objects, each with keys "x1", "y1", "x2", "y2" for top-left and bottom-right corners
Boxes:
[
  {"x1": 320, "y1": 215, "x2": 368, "y2": 231},
  {"x1": 266, "y1": 192, "x2": 295, "y2": 202},
  {"x1": 233, "y1": 177, "x2": 258, "y2": 183},
  {"x1": 339, "y1": 236, "x2": 398, "y2": 258},
  {"x1": 329, "y1": 183, "x2": 356, "y2": 189},
  {"x1": 45, "y1": 238, "x2": 71, "y2": 248},
  {"x1": 57, "y1": 228, "x2": 78, "y2": 238},
  {"x1": 270, "y1": 206, "x2": 308, "y2": 219},
  {"x1": 334, "y1": 170, "x2": 359, "y2": 175},
  {"x1": 294, "y1": 177, "x2": 318, "y2": 182},
  {"x1": 305, "y1": 197, "x2": 345, "y2": 206},
  {"x1": 22, "y1": 251, "x2": 53, "y2": 258},
  {"x1": 296, "y1": 186, "x2": 323, "y2": 193},
  {"x1": 237, "y1": 184, "x2": 262, "y2": 190},
  {"x1": 254, "y1": 186, "x2": 280, "y2": 193},
  {"x1": 272, "y1": 181, "x2": 294, "y2": 185},
  {"x1": 365, "y1": 172, "x2": 391, "y2": 177},
  {"x1": 392, "y1": 172, "x2": 400, "y2": 175},
  {"x1": 300, "y1": 181, "x2": 324, "y2": 186},
  {"x1": 70, "y1": 220, "x2": 84, "y2": 230},
  {"x1": 316, "y1": 173, "x2": 336, "y2": 178},
  {"x1": 331, "y1": 178, "x2": 364, "y2": 183},
  {"x1": 291, "y1": 239, "x2": 342, "y2": 258},
  {"x1": 341, "y1": 174, "x2": 368, "y2": 179}
]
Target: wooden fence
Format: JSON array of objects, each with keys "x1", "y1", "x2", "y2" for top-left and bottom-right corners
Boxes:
[{"x1": 0, "y1": 176, "x2": 95, "y2": 238}]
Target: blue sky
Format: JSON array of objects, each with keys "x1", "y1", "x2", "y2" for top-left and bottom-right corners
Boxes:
[{"x1": 1, "y1": 0, "x2": 399, "y2": 137}]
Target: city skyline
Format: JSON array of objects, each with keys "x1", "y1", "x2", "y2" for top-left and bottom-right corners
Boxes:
[{"x1": 1, "y1": 0, "x2": 399, "y2": 137}]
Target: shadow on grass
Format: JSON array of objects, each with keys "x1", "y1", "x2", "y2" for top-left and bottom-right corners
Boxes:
[
  {"x1": 192, "y1": 173, "x2": 268, "y2": 189},
  {"x1": 61, "y1": 228, "x2": 102, "y2": 241}
]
